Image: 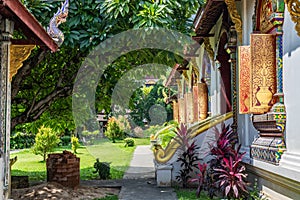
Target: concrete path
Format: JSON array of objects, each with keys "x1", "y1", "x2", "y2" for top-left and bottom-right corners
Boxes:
[{"x1": 119, "y1": 145, "x2": 178, "y2": 200}]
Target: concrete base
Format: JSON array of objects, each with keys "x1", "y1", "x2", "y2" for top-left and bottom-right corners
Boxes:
[{"x1": 155, "y1": 164, "x2": 173, "y2": 187}]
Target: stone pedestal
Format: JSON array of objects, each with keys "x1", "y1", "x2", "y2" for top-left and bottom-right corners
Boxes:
[{"x1": 156, "y1": 164, "x2": 173, "y2": 187}]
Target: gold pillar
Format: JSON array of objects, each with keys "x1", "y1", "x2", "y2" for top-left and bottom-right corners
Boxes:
[{"x1": 198, "y1": 82, "x2": 208, "y2": 120}]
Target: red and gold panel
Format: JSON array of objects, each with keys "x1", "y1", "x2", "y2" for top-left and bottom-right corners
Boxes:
[
  {"x1": 238, "y1": 46, "x2": 251, "y2": 114},
  {"x1": 250, "y1": 34, "x2": 276, "y2": 114},
  {"x1": 198, "y1": 83, "x2": 208, "y2": 120},
  {"x1": 192, "y1": 85, "x2": 199, "y2": 122}
]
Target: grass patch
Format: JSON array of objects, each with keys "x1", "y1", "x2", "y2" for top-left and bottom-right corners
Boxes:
[
  {"x1": 94, "y1": 195, "x2": 118, "y2": 200},
  {"x1": 175, "y1": 188, "x2": 213, "y2": 200},
  {"x1": 11, "y1": 138, "x2": 150, "y2": 181}
]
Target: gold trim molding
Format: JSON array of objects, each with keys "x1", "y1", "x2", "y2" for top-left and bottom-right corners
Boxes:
[
  {"x1": 10, "y1": 45, "x2": 36, "y2": 81},
  {"x1": 285, "y1": 0, "x2": 300, "y2": 36},
  {"x1": 203, "y1": 38, "x2": 214, "y2": 61},
  {"x1": 224, "y1": 0, "x2": 243, "y2": 43},
  {"x1": 153, "y1": 112, "x2": 233, "y2": 164}
]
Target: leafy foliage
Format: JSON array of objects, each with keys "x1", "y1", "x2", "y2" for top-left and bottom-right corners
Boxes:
[
  {"x1": 60, "y1": 135, "x2": 71, "y2": 146},
  {"x1": 32, "y1": 126, "x2": 60, "y2": 161},
  {"x1": 206, "y1": 123, "x2": 248, "y2": 199},
  {"x1": 93, "y1": 158, "x2": 111, "y2": 180},
  {"x1": 124, "y1": 138, "x2": 135, "y2": 147},
  {"x1": 105, "y1": 117, "x2": 125, "y2": 142},
  {"x1": 175, "y1": 123, "x2": 200, "y2": 188},
  {"x1": 10, "y1": 132, "x2": 35, "y2": 150},
  {"x1": 130, "y1": 83, "x2": 175, "y2": 127},
  {"x1": 71, "y1": 136, "x2": 80, "y2": 153},
  {"x1": 189, "y1": 162, "x2": 207, "y2": 198}
]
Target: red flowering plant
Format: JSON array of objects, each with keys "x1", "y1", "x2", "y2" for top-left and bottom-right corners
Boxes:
[
  {"x1": 174, "y1": 123, "x2": 200, "y2": 188},
  {"x1": 214, "y1": 145, "x2": 248, "y2": 199},
  {"x1": 189, "y1": 162, "x2": 207, "y2": 198},
  {"x1": 206, "y1": 123, "x2": 248, "y2": 199}
]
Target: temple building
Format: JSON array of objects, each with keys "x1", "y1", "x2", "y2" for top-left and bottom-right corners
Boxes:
[
  {"x1": 153, "y1": 0, "x2": 300, "y2": 199},
  {"x1": 0, "y1": 0, "x2": 59, "y2": 199}
]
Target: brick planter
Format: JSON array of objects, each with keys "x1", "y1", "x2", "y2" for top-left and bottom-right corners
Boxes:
[{"x1": 46, "y1": 150, "x2": 80, "y2": 188}]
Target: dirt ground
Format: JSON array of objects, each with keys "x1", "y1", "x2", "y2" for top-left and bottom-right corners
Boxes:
[{"x1": 11, "y1": 182, "x2": 120, "y2": 200}]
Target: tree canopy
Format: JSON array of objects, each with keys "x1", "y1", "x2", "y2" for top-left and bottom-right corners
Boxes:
[{"x1": 12, "y1": 0, "x2": 204, "y2": 134}]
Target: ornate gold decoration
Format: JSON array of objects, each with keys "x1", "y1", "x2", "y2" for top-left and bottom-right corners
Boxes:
[
  {"x1": 250, "y1": 34, "x2": 276, "y2": 114},
  {"x1": 285, "y1": 0, "x2": 300, "y2": 36},
  {"x1": 153, "y1": 112, "x2": 233, "y2": 164},
  {"x1": 238, "y1": 46, "x2": 251, "y2": 114},
  {"x1": 198, "y1": 82, "x2": 208, "y2": 120},
  {"x1": 10, "y1": 45, "x2": 35, "y2": 81},
  {"x1": 224, "y1": 0, "x2": 243, "y2": 43},
  {"x1": 258, "y1": 0, "x2": 274, "y2": 33},
  {"x1": 203, "y1": 38, "x2": 214, "y2": 61}
]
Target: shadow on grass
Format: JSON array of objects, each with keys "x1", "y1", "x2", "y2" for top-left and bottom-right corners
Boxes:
[{"x1": 12, "y1": 165, "x2": 128, "y2": 182}]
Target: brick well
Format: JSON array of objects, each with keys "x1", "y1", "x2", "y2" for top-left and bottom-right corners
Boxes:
[{"x1": 46, "y1": 150, "x2": 80, "y2": 188}]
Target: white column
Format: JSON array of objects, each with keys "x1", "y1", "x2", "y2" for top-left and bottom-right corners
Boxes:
[{"x1": 280, "y1": 8, "x2": 300, "y2": 179}]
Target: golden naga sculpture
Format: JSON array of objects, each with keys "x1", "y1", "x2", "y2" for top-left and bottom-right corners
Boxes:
[
  {"x1": 10, "y1": 45, "x2": 36, "y2": 81},
  {"x1": 285, "y1": 0, "x2": 300, "y2": 36},
  {"x1": 224, "y1": 0, "x2": 243, "y2": 43},
  {"x1": 153, "y1": 112, "x2": 233, "y2": 164}
]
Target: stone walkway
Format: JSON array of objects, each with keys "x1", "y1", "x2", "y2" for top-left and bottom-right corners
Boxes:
[{"x1": 119, "y1": 145, "x2": 178, "y2": 200}]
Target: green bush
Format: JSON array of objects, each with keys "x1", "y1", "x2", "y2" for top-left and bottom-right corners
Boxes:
[
  {"x1": 32, "y1": 126, "x2": 60, "y2": 161},
  {"x1": 60, "y1": 135, "x2": 71, "y2": 146},
  {"x1": 71, "y1": 136, "x2": 80, "y2": 153},
  {"x1": 124, "y1": 138, "x2": 135, "y2": 147},
  {"x1": 93, "y1": 158, "x2": 111, "y2": 179},
  {"x1": 81, "y1": 130, "x2": 100, "y2": 145},
  {"x1": 105, "y1": 117, "x2": 124, "y2": 143},
  {"x1": 10, "y1": 132, "x2": 35, "y2": 149}
]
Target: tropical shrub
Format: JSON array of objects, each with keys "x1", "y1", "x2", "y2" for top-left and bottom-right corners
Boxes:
[
  {"x1": 93, "y1": 158, "x2": 111, "y2": 180},
  {"x1": 189, "y1": 162, "x2": 207, "y2": 198},
  {"x1": 71, "y1": 136, "x2": 80, "y2": 153},
  {"x1": 81, "y1": 130, "x2": 100, "y2": 145},
  {"x1": 105, "y1": 117, "x2": 124, "y2": 143},
  {"x1": 10, "y1": 132, "x2": 35, "y2": 149},
  {"x1": 32, "y1": 126, "x2": 60, "y2": 161},
  {"x1": 206, "y1": 123, "x2": 248, "y2": 199},
  {"x1": 124, "y1": 138, "x2": 135, "y2": 147},
  {"x1": 175, "y1": 123, "x2": 200, "y2": 188},
  {"x1": 116, "y1": 115, "x2": 131, "y2": 136},
  {"x1": 60, "y1": 135, "x2": 71, "y2": 146}
]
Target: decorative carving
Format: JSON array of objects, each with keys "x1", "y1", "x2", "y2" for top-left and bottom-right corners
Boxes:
[
  {"x1": 203, "y1": 38, "x2": 214, "y2": 61},
  {"x1": 238, "y1": 46, "x2": 251, "y2": 114},
  {"x1": 10, "y1": 45, "x2": 35, "y2": 81},
  {"x1": 250, "y1": 34, "x2": 276, "y2": 114},
  {"x1": 47, "y1": 0, "x2": 69, "y2": 46},
  {"x1": 224, "y1": 0, "x2": 243, "y2": 43},
  {"x1": 285, "y1": 0, "x2": 300, "y2": 36}
]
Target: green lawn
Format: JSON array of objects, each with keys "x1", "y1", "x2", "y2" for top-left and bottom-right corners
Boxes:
[
  {"x1": 176, "y1": 188, "x2": 214, "y2": 200},
  {"x1": 11, "y1": 138, "x2": 150, "y2": 181}
]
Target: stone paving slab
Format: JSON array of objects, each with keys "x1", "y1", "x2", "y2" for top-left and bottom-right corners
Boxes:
[{"x1": 120, "y1": 145, "x2": 178, "y2": 200}]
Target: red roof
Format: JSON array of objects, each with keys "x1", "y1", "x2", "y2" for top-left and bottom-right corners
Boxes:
[{"x1": 1, "y1": 0, "x2": 58, "y2": 52}]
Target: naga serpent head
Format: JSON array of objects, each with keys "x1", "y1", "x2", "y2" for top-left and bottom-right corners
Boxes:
[{"x1": 55, "y1": 0, "x2": 69, "y2": 25}]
